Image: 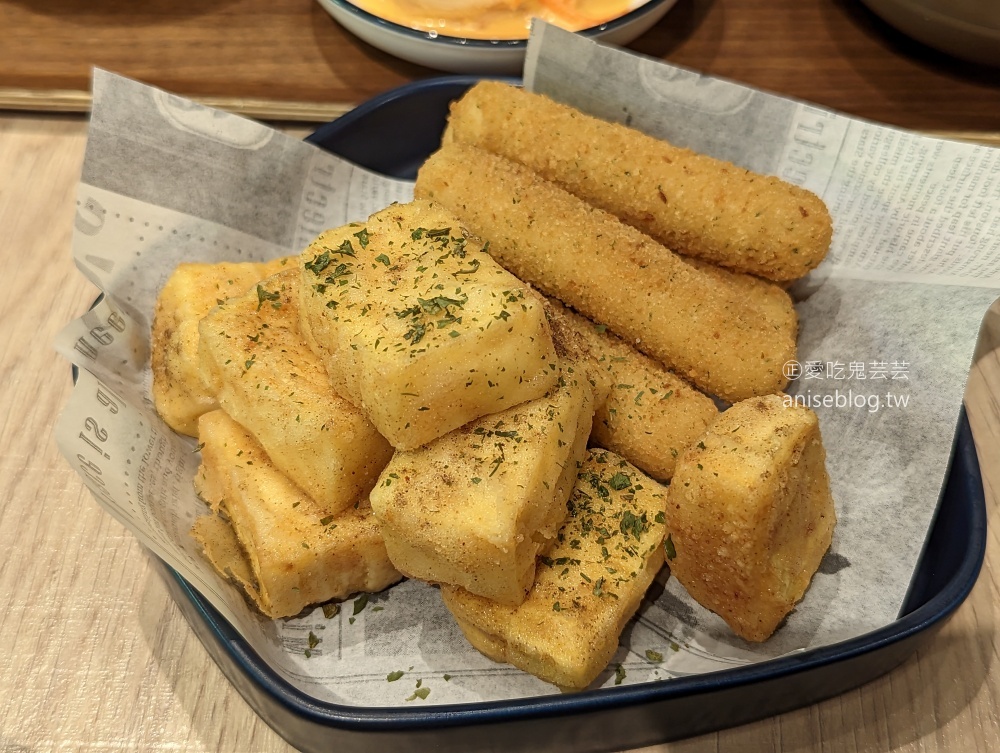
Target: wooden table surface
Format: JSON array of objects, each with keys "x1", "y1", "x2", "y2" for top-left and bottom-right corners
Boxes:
[
  {"x1": 3, "y1": 2, "x2": 1000, "y2": 751},
  {"x1": 1, "y1": 0, "x2": 1000, "y2": 131}
]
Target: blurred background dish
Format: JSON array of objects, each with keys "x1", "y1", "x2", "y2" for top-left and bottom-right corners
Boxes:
[
  {"x1": 858, "y1": 0, "x2": 1000, "y2": 67},
  {"x1": 314, "y1": 0, "x2": 677, "y2": 72}
]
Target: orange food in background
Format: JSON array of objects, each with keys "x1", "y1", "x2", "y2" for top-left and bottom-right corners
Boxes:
[{"x1": 349, "y1": 0, "x2": 635, "y2": 39}]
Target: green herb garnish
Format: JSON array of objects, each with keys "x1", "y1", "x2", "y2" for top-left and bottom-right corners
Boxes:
[
  {"x1": 255, "y1": 285, "x2": 281, "y2": 311},
  {"x1": 608, "y1": 472, "x2": 631, "y2": 491},
  {"x1": 664, "y1": 534, "x2": 676, "y2": 560},
  {"x1": 614, "y1": 664, "x2": 626, "y2": 685}
]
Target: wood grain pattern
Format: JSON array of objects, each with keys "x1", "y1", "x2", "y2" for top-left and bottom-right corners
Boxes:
[
  {"x1": 0, "y1": 87, "x2": 357, "y2": 122},
  {"x1": 2, "y1": 0, "x2": 1000, "y2": 130},
  {"x1": 1, "y1": 112, "x2": 999, "y2": 752},
  {"x1": 0, "y1": 114, "x2": 295, "y2": 753}
]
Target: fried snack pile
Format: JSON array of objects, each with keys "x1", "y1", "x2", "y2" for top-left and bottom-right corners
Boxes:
[{"x1": 149, "y1": 83, "x2": 839, "y2": 689}]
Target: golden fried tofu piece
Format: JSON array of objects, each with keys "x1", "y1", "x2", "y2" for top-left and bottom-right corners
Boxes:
[
  {"x1": 192, "y1": 410, "x2": 401, "y2": 619},
  {"x1": 151, "y1": 258, "x2": 290, "y2": 436},
  {"x1": 544, "y1": 297, "x2": 717, "y2": 480},
  {"x1": 665, "y1": 395, "x2": 836, "y2": 641},
  {"x1": 297, "y1": 200, "x2": 559, "y2": 450},
  {"x1": 198, "y1": 268, "x2": 392, "y2": 513},
  {"x1": 191, "y1": 512, "x2": 264, "y2": 607},
  {"x1": 442, "y1": 449, "x2": 668, "y2": 690},
  {"x1": 370, "y1": 367, "x2": 595, "y2": 606}
]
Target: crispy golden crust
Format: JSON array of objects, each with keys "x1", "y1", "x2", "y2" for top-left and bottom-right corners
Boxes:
[
  {"x1": 193, "y1": 410, "x2": 401, "y2": 619},
  {"x1": 150, "y1": 258, "x2": 289, "y2": 436},
  {"x1": 681, "y1": 257, "x2": 799, "y2": 336},
  {"x1": 665, "y1": 395, "x2": 836, "y2": 642},
  {"x1": 370, "y1": 368, "x2": 594, "y2": 606},
  {"x1": 442, "y1": 449, "x2": 668, "y2": 690},
  {"x1": 191, "y1": 513, "x2": 264, "y2": 609},
  {"x1": 297, "y1": 200, "x2": 559, "y2": 450},
  {"x1": 543, "y1": 297, "x2": 717, "y2": 480},
  {"x1": 198, "y1": 268, "x2": 393, "y2": 514},
  {"x1": 414, "y1": 143, "x2": 798, "y2": 402},
  {"x1": 444, "y1": 81, "x2": 832, "y2": 281}
]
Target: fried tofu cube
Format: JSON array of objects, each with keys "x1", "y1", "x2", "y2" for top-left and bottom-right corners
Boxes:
[
  {"x1": 665, "y1": 394, "x2": 836, "y2": 642},
  {"x1": 199, "y1": 268, "x2": 393, "y2": 513},
  {"x1": 192, "y1": 410, "x2": 402, "y2": 619},
  {"x1": 151, "y1": 258, "x2": 290, "y2": 436},
  {"x1": 370, "y1": 367, "x2": 596, "y2": 606},
  {"x1": 298, "y1": 200, "x2": 559, "y2": 450},
  {"x1": 544, "y1": 297, "x2": 718, "y2": 480},
  {"x1": 441, "y1": 449, "x2": 668, "y2": 690}
]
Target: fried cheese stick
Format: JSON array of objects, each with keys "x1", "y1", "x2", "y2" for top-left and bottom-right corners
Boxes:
[
  {"x1": 444, "y1": 81, "x2": 831, "y2": 282},
  {"x1": 544, "y1": 297, "x2": 718, "y2": 480},
  {"x1": 414, "y1": 142, "x2": 797, "y2": 402}
]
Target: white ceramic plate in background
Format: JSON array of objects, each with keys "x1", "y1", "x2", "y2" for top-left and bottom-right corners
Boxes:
[{"x1": 315, "y1": 0, "x2": 678, "y2": 73}]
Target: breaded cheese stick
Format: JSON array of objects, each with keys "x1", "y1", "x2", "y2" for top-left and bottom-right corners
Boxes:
[
  {"x1": 681, "y1": 256, "x2": 800, "y2": 331},
  {"x1": 444, "y1": 81, "x2": 831, "y2": 282},
  {"x1": 544, "y1": 297, "x2": 717, "y2": 480},
  {"x1": 415, "y1": 143, "x2": 798, "y2": 402}
]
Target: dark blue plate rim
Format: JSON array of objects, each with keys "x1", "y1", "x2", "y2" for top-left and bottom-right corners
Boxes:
[{"x1": 306, "y1": 76, "x2": 513, "y2": 148}]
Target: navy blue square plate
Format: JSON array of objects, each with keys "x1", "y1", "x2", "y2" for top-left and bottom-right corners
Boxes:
[{"x1": 157, "y1": 77, "x2": 987, "y2": 753}]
